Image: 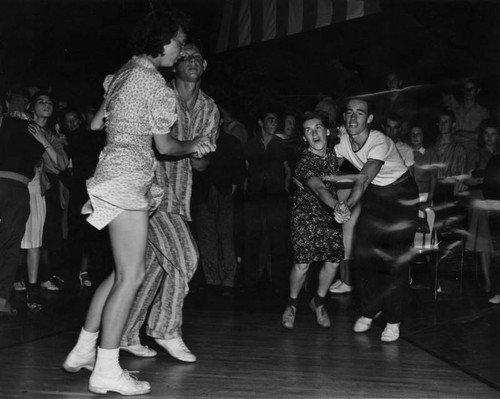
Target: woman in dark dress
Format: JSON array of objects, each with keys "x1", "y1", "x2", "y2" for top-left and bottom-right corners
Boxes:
[{"x1": 282, "y1": 111, "x2": 348, "y2": 329}]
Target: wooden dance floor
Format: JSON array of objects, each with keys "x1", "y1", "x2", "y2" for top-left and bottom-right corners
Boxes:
[{"x1": 1, "y1": 259, "x2": 500, "y2": 398}]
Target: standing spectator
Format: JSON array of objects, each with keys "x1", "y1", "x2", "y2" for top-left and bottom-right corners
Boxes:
[
  {"x1": 193, "y1": 115, "x2": 245, "y2": 295},
  {"x1": 120, "y1": 39, "x2": 219, "y2": 363},
  {"x1": 451, "y1": 78, "x2": 490, "y2": 154},
  {"x1": 0, "y1": 113, "x2": 58, "y2": 315},
  {"x1": 243, "y1": 109, "x2": 291, "y2": 295},
  {"x1": 220, "y1": 105, "x2": 248, "y2": 145},
  {"x1": 375, "y1": 71, "x2": 417, "y2": 139},
  {"x1": 463, "y1": 120, "x2": 500, "y2": 293},
  {"x1": 60, "y1": 108, "x2": 105, "y2": 287},
  {"x1": 21, "y1": 92, "x2": 68, "y2": 310}
]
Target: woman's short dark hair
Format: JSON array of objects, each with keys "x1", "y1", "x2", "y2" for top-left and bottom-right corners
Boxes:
[
  {"x1": 130, "y1": 9, "x2": 190, "y2": 58},
  {"x1": 30, "y1": 90, "x2": 53, "y2": 109},
  {"x1": 300, "y1": 111, "x2": 330, "y2": 132},
  {"x1": 477, "y1": 118, "x2": 499, "y2": 148}
]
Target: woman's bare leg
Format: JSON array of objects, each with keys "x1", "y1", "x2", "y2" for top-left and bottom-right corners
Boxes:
[
  {"x1": 83, "y1": 210, "x2": 149, "y2": 348},
  {"x1": 26, "y1": 247, "x2": 40, "y2": 284},
  {"x1": 289, "y1": 263, "x2": 309, "y2": 299},
  {"x1": 318, "y1": 262, "x2": 339, "y2": 297}
]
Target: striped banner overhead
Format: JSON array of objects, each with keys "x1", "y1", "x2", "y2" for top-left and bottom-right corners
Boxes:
[{"x1": 212, "y1": 0, "x2": 380, "y2": 53}]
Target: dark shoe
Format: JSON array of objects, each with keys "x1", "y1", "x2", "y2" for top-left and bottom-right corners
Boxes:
[
  {"x1": 282, "y1": 305, "x2": 296, "y2": 329},
  {"x1": 309, "y1": 299, "x2": 331, "y2": 328},
  {"x1": 27, "y1": 290, "x2": 42, "y2": 312}
]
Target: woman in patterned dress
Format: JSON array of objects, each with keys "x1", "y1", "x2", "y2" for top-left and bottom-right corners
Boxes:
[
  {"x1": 63, "y1": 11, "x2": 215, "y2": 396},
  {"x1": 282, "y1": 111, "x2": 349, "y2": 330}
]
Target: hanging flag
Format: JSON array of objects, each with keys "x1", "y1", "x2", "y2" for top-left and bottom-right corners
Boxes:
[{"x1": 211, "y1": 0, "x2": 380, "y2": 53}]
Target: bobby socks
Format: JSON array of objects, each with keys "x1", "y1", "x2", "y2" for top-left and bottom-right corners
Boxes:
[
  {"x1": 94, "y1": 347, "x2": 122, "y2": 378},
  {"x1": 75, "y1": 328, "x2": 98, "y2": 352}
]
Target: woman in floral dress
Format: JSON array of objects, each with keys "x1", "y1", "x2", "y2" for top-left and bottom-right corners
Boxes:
[
  {"x1": 63, "y1": 10, "x2": 214, "y2": 396},
  {"x1": 282, "y1": 111, "x2": 348, "y2": 330}
]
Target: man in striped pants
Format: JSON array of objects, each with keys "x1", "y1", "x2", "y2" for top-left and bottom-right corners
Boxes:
[{"x1": 119, "y1": 40, "x2": 220, "y2": 362}]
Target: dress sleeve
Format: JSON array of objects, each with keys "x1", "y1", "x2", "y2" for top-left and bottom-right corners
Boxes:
[
  {"x1": 149, "y1": 85, "x2": 178, "y2": 135},
  {"x1": 295, "y1": 153, "x2": 318, "y2": 184},
  {"x1": 103, "y1": 74, "x2": 114, "y2": 95}
]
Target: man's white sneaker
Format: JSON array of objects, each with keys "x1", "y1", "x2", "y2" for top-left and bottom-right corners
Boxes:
[
  {"x1": 381, "y1": 323, "x2": 400, "y2": 342},
  {"x1": 120, "y1": 344, "x2": 157, "y2": 358},
  {"x1": 62, "y1": 347, "x2": 95, "y2": 373},
  {"x1": 488, "y1": 294, "x2": 500, "y2": 304},
  {"x1": 329, "y1": 282, "x2": 352, "y2": 294},
  {"x1": 154, "y1": 337, "x2": 196, "y2": 362},
  {"x1": 88, "y1": 369, "x2": 151, "y2": 395},
  {"x1": 353, "y1": 316, "x2": 373, "y2": 333}
]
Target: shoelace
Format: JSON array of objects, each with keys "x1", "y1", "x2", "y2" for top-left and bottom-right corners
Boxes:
[
  {"x1": 174, "y1": 339, "x2": 190, "y2": 352},
  {"x1": 286, "y1": 306, "x2": 296, "y2": 318}
]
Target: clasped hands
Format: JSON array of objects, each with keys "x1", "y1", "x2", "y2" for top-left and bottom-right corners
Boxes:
[
  {"x1": 192, "y1": 135, "x2": 216, "y2": 158},
  {"x1": 334, "y1": 201, "x2": 351, "y2": 224}
]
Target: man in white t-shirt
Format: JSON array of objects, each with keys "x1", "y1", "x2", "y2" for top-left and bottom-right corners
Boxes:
[{"x1": 330, "y1": 98, "x2": 419, "y2": 343}]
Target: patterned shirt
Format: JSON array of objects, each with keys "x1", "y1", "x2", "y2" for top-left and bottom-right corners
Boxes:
[{"x1": 157, "y1": 81, "x2": 219, "y2": 220}]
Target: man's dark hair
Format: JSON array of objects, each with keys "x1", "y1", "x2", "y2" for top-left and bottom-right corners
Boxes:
[
  {"x1": 438, "y1": 109, "x2": 456, "y2": 124},
  {"x1": 30, "y1": 90, "x2": 53, "y2": 109},
  {"x1": 182, "y1": 37, "x2": 204, "y2": 58},
  {"x1": 342, "y1": 96, "x2": 373, "y2": 116},
  {"x1": 130, "y1": 9, "x2": 190, "y2": 58},
  {"x1": 385, "y1": 112, "x2": 403, "y2": 124}
]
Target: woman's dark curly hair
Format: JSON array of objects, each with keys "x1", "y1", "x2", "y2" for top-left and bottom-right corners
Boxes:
[{"x1": 130, "y1": 8, "x2": 190, "y2": 58}]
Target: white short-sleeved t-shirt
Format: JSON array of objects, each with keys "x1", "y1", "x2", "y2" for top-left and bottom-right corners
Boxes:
[{"x1": 334, "y1": 130, "x2": 408, "y2": 186}]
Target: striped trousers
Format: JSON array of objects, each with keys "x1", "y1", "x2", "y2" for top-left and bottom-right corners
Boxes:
[{"x1": 120, "y1": 211, "x2": 199, "y2": 345}]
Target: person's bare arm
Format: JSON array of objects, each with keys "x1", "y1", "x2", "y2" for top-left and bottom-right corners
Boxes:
[
  {"x1": 344, "y1": 159, "x2": 383, "y2": 210},
  {"x1": 153, "y1": 134, "x2": 216, "y2": 157},
  {"x1": 90, "y1": 101, "x2": 106, "y2": 131}
]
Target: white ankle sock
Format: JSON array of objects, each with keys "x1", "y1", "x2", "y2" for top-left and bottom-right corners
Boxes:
[
  {"x1": 75, "y1": 328, "x2": 98, "y2": 352},
  {"x1": 94, "y1": 347, "x2": 122, "y2": 378}
]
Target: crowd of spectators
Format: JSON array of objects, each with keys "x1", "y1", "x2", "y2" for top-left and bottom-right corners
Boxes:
[{"x1": 1, "y1": 71, "x2": 499, "y2": 319}]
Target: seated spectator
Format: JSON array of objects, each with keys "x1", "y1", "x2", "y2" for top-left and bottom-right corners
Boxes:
[
  {"x1": 382, "y1": 112, "x2": 415, "y2": 174},
  {"x1": 410, "y1": 123, "x2": 437, "y2": 205},
  {"x1": 431, "y1": 110, "x2": 467, "y2": 214}
]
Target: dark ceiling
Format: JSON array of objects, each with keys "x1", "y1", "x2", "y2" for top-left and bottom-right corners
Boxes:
[{"x1": 1, "y1": 0, "x2": 498, "y2": 119}]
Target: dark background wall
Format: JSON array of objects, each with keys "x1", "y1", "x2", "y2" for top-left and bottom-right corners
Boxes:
[{"x1": 1, "y1": 0, "x2": 498, "y2": 127}]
